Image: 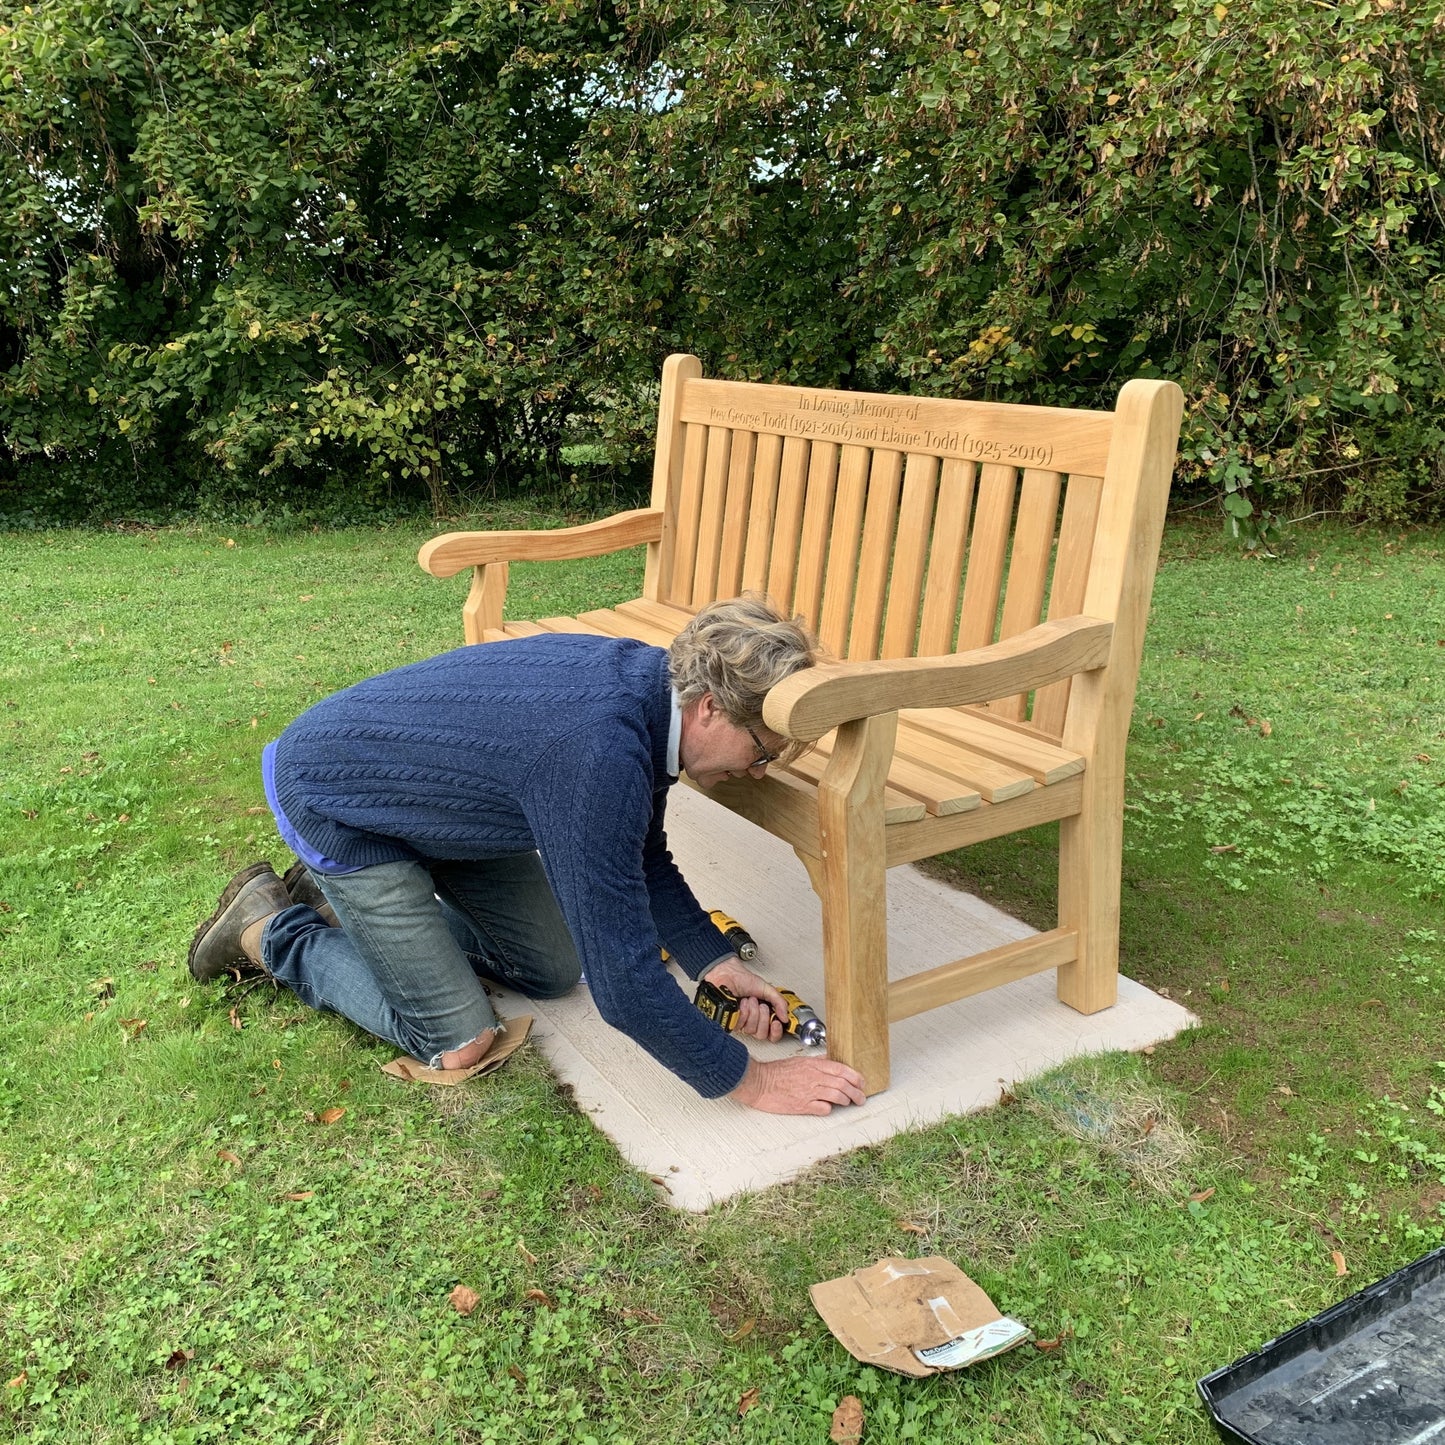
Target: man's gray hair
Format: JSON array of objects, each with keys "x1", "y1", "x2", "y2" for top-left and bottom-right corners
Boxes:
[{"x1": 668, "y1": 594, "x2": 819, "y2": 757}]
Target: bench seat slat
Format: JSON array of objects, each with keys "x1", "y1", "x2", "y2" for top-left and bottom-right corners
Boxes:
[
  {"x1": 893, "y1": 721, "x2": 1036, "y2": 804},
  {"x1": 809, "y1": 734, "x2": 980, "y2": 817},
  {"x1": 782, "y1": 749, "x2": 927, "y2": 824},
  {"x1": 903, "y1": 706, "x2": 1085, "y2": 785}
]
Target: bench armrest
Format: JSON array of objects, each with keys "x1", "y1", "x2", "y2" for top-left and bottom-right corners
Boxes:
[
  {"x1": 763, "y1": 617, "x2": 1114, "y2": 741},
  {"x1": 418, "y1": 508, "x2": 664, "y2": 577}
]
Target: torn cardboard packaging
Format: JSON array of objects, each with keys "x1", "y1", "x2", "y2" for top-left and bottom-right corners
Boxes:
[
  {"x1": 811, "y1": 1256, "x2": 1032, "y2": 1378},
  {"x1": 380, "y1": 1015, "x2": 533, "y2": 1086}
]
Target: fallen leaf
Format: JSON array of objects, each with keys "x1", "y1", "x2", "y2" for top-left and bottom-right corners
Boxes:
[
  {"x1": 830, "y1": 1394, "x2": 865, "y2": 1443},
  {"x1": 1033, "y1": 1335, "x2": 1066, "y2": 1351},
  {"x1": 6, "y1": 1372, "x2": 27, "y2": 1389},
  {"x1": 622, "y1": 1307, "x2": 662, "y2": 1324},
  {"x1": 244, "y1": 805, "x2": 268, "y2": 815},
  {"x1": 1260, "y1": 719, "x2": 1273, "y2": 737},
  {"x1": 517, "y1": 1241, "x2": 538, "y2": 1266},
  {"x1": 1276, "y1": 1084, "x2": 1296, "y2": 1097},
  {"x1": 507, "y1": 1363, "x2": 526, "y2": 1387},
  {"x1": 229, "y1": 1006, "x2": 243, "y2": 1031},
  {"x1": 283, "y1": 1191, "x2": 314, "y2": 1202},
  {"x1": 726, "y1": 1319, "x2": 756, "y2": 1343},
  {"x1": 737, "y1": 1387, "x2": 760, "y2": 1417},
  {"x1": 650, "y1": 1175, "x2": 673, "y2": 1194},
  {"x1": 1208, "y1": 844, "x2": 1238, "y2": 854},
  {"x1": 1141, "y1": 1044, "x2": 1156, "y2": 1055},
  {"x1": 1333, "y1": 1250, "x2": 1348, "y2": 1277},
  {"x1": 896, "y1": 1220, "x2": 929, "y2": 1236},
  {"x1": 450, "y1": 1284, "x2": 481, "y2": 1316},
  {"x1": 1192, "y1": 711, "x2": 1205, "y2": 721},
  {"x1": 164, "y1": 1348, "x2": 194, "y2": 1370},
  {"x1": 1190, "y1": 1187, "x2": 1216, "y2": 1204},
  {"x1": 1218, "y1": 978, "x2": 1231, "y2": 992},
  {"x1": 89, "y1": 976, "x2": 115, "y2": 997},
  {"x1": 120, "y1": 1016, "x2": 148, "y2": 1038},
  {"x1": 523, "y1": 1289, "x2": 555, "y2": 1308},
  {"x1": 272, "y1": 1059, "x2": 283, "y2": 1070},
  {"x1": 317, "y1": 1107, "x2": 346, "y2": 1125},
  {"x1": 217, "y1": 1149, "x2": 242, "y2": 1169}
]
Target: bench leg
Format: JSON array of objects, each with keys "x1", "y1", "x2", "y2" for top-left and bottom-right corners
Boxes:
[
  {"x1": 1056, "y1": 777, "x2": 1122, "y2": 1015},
  {"x1": 816, "y1": 713, "x2": 897, "y2": 1096}
]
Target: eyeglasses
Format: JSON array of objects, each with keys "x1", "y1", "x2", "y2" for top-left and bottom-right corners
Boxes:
[{"x1": 745, "y1": 724, "x2": 781, "y2": 770}]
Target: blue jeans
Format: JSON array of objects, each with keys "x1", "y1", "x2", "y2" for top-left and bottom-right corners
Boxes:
[{"x1": 261, "y1": 854, "x2": 581, "y2": 1067}]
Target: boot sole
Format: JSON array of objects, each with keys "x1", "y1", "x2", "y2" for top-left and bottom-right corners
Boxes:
[{"x1": 188, "y1": 861, "x2": 276, "y2": 982}]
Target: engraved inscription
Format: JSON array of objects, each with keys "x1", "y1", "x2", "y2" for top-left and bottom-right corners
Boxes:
[{"x1": 707, "y1": 401, "x2": 1053, "y2": 468}]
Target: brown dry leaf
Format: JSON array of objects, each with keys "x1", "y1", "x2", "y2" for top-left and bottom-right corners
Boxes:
[
  {"x1": 217, "y1": 1149, "x2": 242, "y2": 1169},
  {"x1": 896, "y1": 1220, "x2": 928, "y2": 1236},
  {"x1": 517, "y1": 1240, "x2": 539, "y2": 1266},
  {"x1": 449, "y1": 1284, "x2": 481, "y2": 1316},
  {"x1": 90, "y1": 976, "x2": 115, "y2": 998},
  {"x1": 650, "y1": 1175, "x2": 674, "y2": 1195},
  {"x1": 1218, "y1": 978, "x2": 1231, "y2": 992},
  {"x1": 726, "y1": 1319, "x2": 756, "y2": 1344},
  {"x1": 622, "y1": 1307, "x2": 662, "y2": 1324},
  {"x1": 523, "y1": 1289, "x2": 555, "y2": 1309},
  {"x1": 830, "y1": 1394, "x2": 865, "y2": 1444},
  {"x1": 1142, "y1": 1044, "x2": 1156, "y2": 1056},
  {"x1": 507, "y1": 1364, "x2": 526, "y2": 1388},
  {"x1": 164, "y1": 1348, "x2": 194, "y2": 1370},
  {"x1": 244, "y1": 805, "x2": 268, "y2": 815},
  {"x1": 1276, "y1": 1084, "x2": 1297, "y2": 1097},
  {"x1": 229, "y1": 1007, "x2": 243, "y2": 1031},
  {"x1": 1333, "y1": 1250, "x2": 1348, "y2": 1277},
  {"x1": 283, "y1": 1191, "x2": 314, "y2": 1202},
  {"x1": 1260, "y1": 719, "x2": 1273, "y2": 737},
  {"x1": 1208, "y1": 844, "x2": 1238, "y2": 854},
  {"x1": 1033, "y1": 1335, "x2": 1066, "y2": 1352},
  {"x1": 6, "y1": 1372, "x2": 27, "y2": 1389},
  {"x1": 737, "y1": 1387, "x2": 760, "y2": 1417},
  {"x1": 1190, "y1": 1187, "x2": 1216, "y2": 1204},
  {"x1": 317, "y1": 1107, "x2": 346, "y2": 1125}
]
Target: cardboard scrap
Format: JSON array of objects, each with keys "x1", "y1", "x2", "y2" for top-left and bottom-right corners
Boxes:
[
  {"x1": 380, "y1": 1015, "x2": 533, "y2": 1086},
  {"x1": 810, "y1": 1256, "x2": 1032, "y2": 1378}
]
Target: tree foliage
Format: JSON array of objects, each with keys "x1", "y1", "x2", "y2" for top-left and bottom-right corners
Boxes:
[{"x1": 1, "y1": 0, "x2": 1442, "y2": 526}]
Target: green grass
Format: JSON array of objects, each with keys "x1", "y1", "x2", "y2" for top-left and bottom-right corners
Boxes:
[{"x1": 2, "y1": 514, "x2": 1443, "y2": 1443}]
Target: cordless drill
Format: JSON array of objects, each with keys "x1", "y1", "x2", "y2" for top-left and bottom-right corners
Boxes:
[{"x1": 694, "y1": 976, "x2": 827, "y2": 1047}]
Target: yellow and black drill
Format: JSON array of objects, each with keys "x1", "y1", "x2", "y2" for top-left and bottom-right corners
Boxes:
[
  {"x1": 694, "y1": 977, "x2": 827, "y2": 1047},
  {"x1": 661, "y1": 909, "x2": 825, "y2": 1045}
]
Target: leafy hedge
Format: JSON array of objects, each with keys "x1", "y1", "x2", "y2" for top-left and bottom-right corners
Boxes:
[{"x1": 2, "y1": 0, "x2": 1441, "y2": 529}]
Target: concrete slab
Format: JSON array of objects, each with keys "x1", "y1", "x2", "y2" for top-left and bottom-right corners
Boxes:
[{"x1": 489, "y1": 785, "x2": 1196, "y2": 1211}]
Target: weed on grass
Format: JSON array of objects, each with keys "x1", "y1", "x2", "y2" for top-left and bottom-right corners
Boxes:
[{"x1": 2, "y1": 517, "x2": 1444, "y2": 1442}]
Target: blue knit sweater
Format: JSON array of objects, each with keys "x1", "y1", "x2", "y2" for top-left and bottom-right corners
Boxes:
[{"x1": 270, "y1": 634, "x2": 749, "y2": 1097}]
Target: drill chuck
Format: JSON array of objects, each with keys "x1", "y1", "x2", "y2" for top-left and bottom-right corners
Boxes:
[{"x1": 708, "y1": 909, "x2": 757, "y2": 961}]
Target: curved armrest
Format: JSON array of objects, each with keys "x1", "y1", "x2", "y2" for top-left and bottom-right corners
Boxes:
[
  {"x1": 418, "y1": 508, "x2": 664, "y2": 577},
  {"x1": 763, "y1": 617, "x2": 1114, "y2": 741}
]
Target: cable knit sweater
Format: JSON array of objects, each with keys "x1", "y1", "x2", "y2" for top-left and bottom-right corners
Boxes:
[{"x1": 270, "y1": 634, "x2": 749, "y2": 1097}]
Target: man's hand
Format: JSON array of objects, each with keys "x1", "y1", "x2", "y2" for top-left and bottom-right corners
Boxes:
[
  {"x1": 701, "y1": 956, "x2": 790, "y2": 1042},
  {"x1": 730, "y1": 1057, "x2": 867, "y2": 1115}
]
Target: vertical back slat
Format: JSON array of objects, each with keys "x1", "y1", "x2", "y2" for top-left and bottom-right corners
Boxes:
[
  {"x1": 792, "y1": 442, "x2": 841, "y2": 629},
  {"x1": 740, "y1": 433, "x2": 784, "y2": 594},
  {"x1": 668, "y1": 423, "x2": 710, "y2": 606},
  {"x1": 765, "y1": 435, "x2": 811, "y2": 611},
  {"x1": 917, "y1": 457, "x2": 977, "y2": 655},
  {"x1": 714, "y1": 430, "x2": 758, "y2": 599},
  {"x1": 847, "y1": 449, "x2": 904, "y2": 661},
  {"x1": 644, "y1": 353, "x2": 702, "y2": 601},
  {"x1": 689, "y1": 426, "x2": 733, "y2": 605},
  {"x1": 818, "y1": 445, "x2": 871, "y2": 657},
  {"x1": 1031, "y1": 472, "x2": 1104, "y2": 736},
  {"x1": 992, "y1": 468, "x2": 1064, "y2": 719},
  {"x1": 955, "y1": 462, "x2": 1018, "y2": 651},
  {"x1": 880, "y1": 453, "x2": 940, "y2": 659}
]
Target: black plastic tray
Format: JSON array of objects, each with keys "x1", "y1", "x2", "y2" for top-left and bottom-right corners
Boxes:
[{"x1": 1197, "y1": 1245, "x2": 1445, "y2": 1444}]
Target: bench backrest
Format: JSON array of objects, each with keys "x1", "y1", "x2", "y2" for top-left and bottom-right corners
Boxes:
[{"x1": 644, "y1": 354, "x2": 1182, "y2": 741}]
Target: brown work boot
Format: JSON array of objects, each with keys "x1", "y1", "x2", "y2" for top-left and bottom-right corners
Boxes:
[
  {"x1": 282, "y1": 860, "x2": 340, "y2": 928},
  {"x1": 188, "y1": 862, "x2": 291, "y2": 982}
]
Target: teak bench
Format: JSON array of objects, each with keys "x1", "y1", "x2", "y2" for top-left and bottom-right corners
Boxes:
[{"x1": 419, "y1": 354, "x2": 1183, "y2": 1094}]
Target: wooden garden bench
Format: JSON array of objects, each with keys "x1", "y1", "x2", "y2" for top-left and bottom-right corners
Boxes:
[{"x1": 418, "y1": 354, "x2": 1183, "y2": 1094}]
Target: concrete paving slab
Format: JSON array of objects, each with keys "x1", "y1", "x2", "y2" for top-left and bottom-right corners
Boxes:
[{"x1": 489, "y1": 784, "x2": 1196, "y2": 1211}]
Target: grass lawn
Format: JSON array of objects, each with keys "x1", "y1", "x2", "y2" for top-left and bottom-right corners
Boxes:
[{"x1": 1, "y1": 513, "x2": 1443, "y2": 1444}]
